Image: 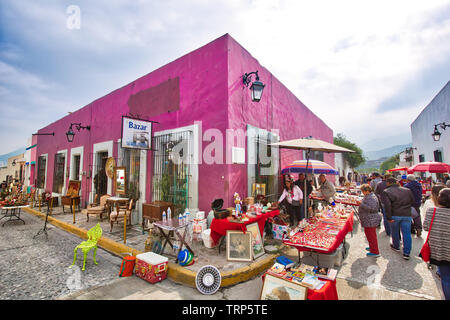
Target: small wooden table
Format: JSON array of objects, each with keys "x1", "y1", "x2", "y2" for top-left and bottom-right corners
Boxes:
[
  {"x1": 0, "y1": 205, "x2": 29, "y2": 226},
  {"x1": 153, "y1": 218, "x2": 194, "y2": 263},
  {"x1": 106, "y1": 197, "x2": 129, "y2": 217}
]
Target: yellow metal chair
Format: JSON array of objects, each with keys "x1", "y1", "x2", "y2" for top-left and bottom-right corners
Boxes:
[{"x1": 69, "y1": 223, "x2": 102, "y2": 271}]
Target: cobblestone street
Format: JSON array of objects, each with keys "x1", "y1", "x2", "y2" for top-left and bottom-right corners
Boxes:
[{"x1": 0, "y1": 210, "x2": 123, "y2": 300}]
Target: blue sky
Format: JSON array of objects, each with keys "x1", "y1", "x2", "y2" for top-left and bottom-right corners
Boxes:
[{"x1": 0, "y1": 0, "x2": 449, "y2": 154}]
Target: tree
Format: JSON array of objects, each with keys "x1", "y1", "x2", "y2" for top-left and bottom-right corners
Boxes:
[
  {"x1": 333, "y1": 133, "x2": 366, "y2": 169},
  {"x1": 380, "y1": 154, "x2": 400, "y2": 173}
]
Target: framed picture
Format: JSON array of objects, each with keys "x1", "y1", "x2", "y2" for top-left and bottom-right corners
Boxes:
[
  {"x1": 260, "y1": 274, "x2": 307, "y2": 300},
  {"x1": 226, "y1": 230, "x2": 253, "y2": 262},
  {"x1": 246, "y1": 222, "x2": 265, "y2": 259},
  {"x1": 252, "y1": 183, "x2": 266, "y2": 197}
]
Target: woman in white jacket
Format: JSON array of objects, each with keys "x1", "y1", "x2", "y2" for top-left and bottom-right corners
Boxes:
[{"x1": 277, "y1": 175, "x2": 303, "y2": 227}]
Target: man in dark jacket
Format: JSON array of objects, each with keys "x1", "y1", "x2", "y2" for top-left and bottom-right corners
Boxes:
[
  {"x1": 375, "y1": 174, "x2": 392, "y2": 236},
  {"x1": 382, "y1": 177, "x2": 415, "y2": 260},
  {"x1": 404, "y1": 174, "x2": 423, "y2": 237},
  {"x1": 295, "y1": 173, "x2": 313, "y2": 217}
]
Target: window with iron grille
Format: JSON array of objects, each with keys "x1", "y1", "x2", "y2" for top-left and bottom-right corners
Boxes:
[
  {"x1": 53, "y1": 153, "x2": 65, "y2": 193},
  {"x1": 419, "y1": 154, "x2": 425, "y2": 162},
  {"x1": 73, "y1": 155, "x2": 81, "y2": 181},
  {"x1": 118, "y1": 148, "x2": 140, "y2": 201},
  {"x1": 152, "y1": 130, "x2": 191, "y2": 215},
  {"x1": 37, "y1": 155, "x2": 47, "y2": 188},
  {"x1": 248, "y1": 125, "x2": 279, "y2": 203}
]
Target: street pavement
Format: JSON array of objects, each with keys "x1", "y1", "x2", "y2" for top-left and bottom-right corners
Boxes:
[
  {"x1": 0, "y1": 207, "x2": 445, "y2": 300},
  {"x1": 59, "y1": 207, "x2": 445, "y2": 300},
  {"x1": 0, "y1": 210, "x2": 123, "y2": 300}
]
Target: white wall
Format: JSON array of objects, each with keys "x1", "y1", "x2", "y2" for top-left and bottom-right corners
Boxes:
[{"x1": 411, "y1": 81, "x2": 450, "y2": 177}]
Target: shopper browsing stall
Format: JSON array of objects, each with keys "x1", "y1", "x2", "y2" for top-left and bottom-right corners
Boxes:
[
  {"x1": 317, "y1": 174, "x2": 336, "y2": 204},
  {"x1": 277, "y1": 175, "x2": 303, "y2": 227},
  {"x1": 382, "y1": 177, "x2": 415, "y2": 260},
  {"x1": 404, "y1": 174, "x2": 423, "y2": 237},
  {"x1": 359, "y1": 184, "x2": 382, "y2": 257},
  {"x1": 423, "y1": 188, "x2": 450, "y2": 300}
]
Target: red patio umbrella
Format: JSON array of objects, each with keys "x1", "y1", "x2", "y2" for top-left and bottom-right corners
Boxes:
[
  {"x1": 408, "y1": 161, "x2": 450, "y2": 174},
  {"x1": 386, "y1": 166, "x2": 409, "y2": 172}
]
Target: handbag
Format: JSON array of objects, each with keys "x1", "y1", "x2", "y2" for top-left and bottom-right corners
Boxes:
[{"x1": 419, "y1": 207, "x2": 436, "y2": 263}]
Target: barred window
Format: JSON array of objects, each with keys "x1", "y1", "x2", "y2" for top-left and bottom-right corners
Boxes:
[
  {"x1": 53, "y1": 153, "x2": 65, "y2": 193},
  {"x1": 37, "y1": 156, "x2": 47, "y2": 188}
]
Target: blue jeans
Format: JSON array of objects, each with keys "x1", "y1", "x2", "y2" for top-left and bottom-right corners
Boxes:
[
  {"x1": 381, "y1": 206, "x2": 391, "y2": 236},
  {"x1": 438, "y1": 265, "x2": 450, "y2": 300},
  {"x1": 390, "y1": 216, "x2": 412, "y2": 255}
]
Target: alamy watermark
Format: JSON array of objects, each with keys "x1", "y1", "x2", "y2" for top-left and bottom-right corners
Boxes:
[
  {"x1": 66, "y1": 265, "x2": 82, "y2": 290},
  {"x1": 66, "y1": 5, "x2": 81, "y2": 30},
  {"x1": 168, "y1": 122, "x2": 280, "y2": 175}
]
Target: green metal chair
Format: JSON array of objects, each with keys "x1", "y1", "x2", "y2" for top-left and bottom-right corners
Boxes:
[{"x1": 69, "y1": 223, "x2": 103, "y2": 271}]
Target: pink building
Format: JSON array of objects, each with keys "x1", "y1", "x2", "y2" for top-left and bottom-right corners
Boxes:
[{"x1": 34, "y1": 34, "x2": 334, "y2": 225}]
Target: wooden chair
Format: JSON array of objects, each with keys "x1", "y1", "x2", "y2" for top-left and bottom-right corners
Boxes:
[
  {"x1": 109, "y1": 199, "x2": 133, "y2": 232},
  {"x1": 61, "y1": 180, "x2": 81, "y2": 213},
  {"x1": 86, "y1": 194, "x2": 111, "y2": 222}
]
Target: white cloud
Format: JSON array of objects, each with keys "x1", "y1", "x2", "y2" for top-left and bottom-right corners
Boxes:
[{"x1": 0, "y1": 0, "x2": 449, "y2": 153}]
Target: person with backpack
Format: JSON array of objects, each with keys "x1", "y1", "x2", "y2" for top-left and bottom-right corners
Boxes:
[
  {"x1": 404, "y1": 174, "x2": 424, "y2": 237},
  {"x1": 359, "y1": 184, "x2": 383, "y2": 257}
]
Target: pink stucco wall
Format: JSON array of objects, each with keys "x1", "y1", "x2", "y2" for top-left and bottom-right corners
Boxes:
[
  {"x1": 35, "y1": 33, "x2": 334, "y2": 213},
  {"x1": 225, "y1": 35, "x2": 334, "y2": 205},
  {"x1": 36, "y1": 34, "x2": 229, "y2": 210}
]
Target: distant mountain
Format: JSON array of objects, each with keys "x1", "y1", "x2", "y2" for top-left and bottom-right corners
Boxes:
[
  {"x1": 356, "y1": 157, "x2": 389, "y2": 171},
  {"x1": 363, "y1": 143, "x2": 412, "y2": 161},
  {"x1": 0, "y1": 147, "x2": 26, "y2": 167},
  {"x1": 360, "y1": 133, "x2": 411, "y2": 152}
]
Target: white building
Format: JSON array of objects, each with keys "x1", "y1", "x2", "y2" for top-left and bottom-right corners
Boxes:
[
  {"x1": 411, "y1": 81, "x2": 450, "y2": 177},
  {"x1": 334, "y1": 153, "x2": 353, "y2": 184}
]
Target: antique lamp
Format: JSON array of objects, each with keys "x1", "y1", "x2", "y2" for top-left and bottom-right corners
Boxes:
[
  {"x1": 66, "y1": 123, "x2": 90, "y2": 143},
  {"x1": 243, "y1": 71, "x2": 265, "y2": 102},
  {"x1": 432, "y1": 122, "x2": 450, "y2": 141}
]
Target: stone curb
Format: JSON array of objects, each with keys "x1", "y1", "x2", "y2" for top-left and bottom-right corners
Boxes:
[{"x1": 24, "y1": 207, "x2": 279, "y2": 288}]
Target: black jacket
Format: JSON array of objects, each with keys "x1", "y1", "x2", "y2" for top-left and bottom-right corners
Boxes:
[
  {"x1": 382, "y1": 184, "x2": 415, "y2": 220},
  {"x1": 294, "y1": 179, "x2": 313, "y2": 197}
]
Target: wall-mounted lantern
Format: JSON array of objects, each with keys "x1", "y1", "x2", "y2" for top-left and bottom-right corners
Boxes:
[
  {"x1": 432, "y1": 122, "x2": 450, "y2": 141},
  {"x1": 243, "y1": 71, "x2": 265, "y2": 102},
  {"x1": 66, "y1": 123, "x2": 90, "y2": 143}
]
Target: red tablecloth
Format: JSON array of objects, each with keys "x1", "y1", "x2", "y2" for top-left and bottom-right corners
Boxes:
[
  {"x1": 261, "y1": 272, "x2": 338, "y2": 300},
  {"x1": 283, "y1": 210, "x2": 354, "y2": 254},
  {"x1": 209, "y1": 210, "x2": 280, "y2": 246}
]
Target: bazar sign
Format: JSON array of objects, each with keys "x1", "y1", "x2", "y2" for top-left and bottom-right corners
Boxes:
[{"x1": 121, "y1": 116, "x2": 152, "y2": 150}]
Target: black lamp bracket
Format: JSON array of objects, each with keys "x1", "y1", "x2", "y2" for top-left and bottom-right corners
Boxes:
[
  {"x1": 243, "y1": 71, "x2": 260, "y2": 87},
  {"x1": 69, "y1": 123, "x2": 90, "y2": 131},
  {"x1": 435, "y1": 122, "x2": 450, "y2": 131}
]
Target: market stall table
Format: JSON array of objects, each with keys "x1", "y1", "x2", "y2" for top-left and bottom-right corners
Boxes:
[
  {"x1": 310, "y1": 194, "x2": 361, "y2": 223},
  {"x1": 0, "y1": 205, "x2": 29, "y2": 227},
  {"x1": 209, "y1": 209, "x2": 280, "y2": 252},
  {"x1": 283, "y1": 209, "x2": 354, "y2": 260},
  {"x1": 261, "y1": 272, "x2": 338, "y2": 300},
  {"x1": 153, "y1": 218, "x2": 194, "y2": 263}
]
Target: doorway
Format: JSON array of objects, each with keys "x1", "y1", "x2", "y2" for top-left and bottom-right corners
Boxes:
[{"x1": 94, "y1": 151, "x2": 108, "y2": 198}]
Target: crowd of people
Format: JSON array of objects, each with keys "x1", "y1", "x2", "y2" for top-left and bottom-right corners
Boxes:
[
  {"x1": 277, "y1": 171, "x2": 450, "y2": 300},
  {"x1": 358, "y1": 173, "x2": 450, "y2": 300}
]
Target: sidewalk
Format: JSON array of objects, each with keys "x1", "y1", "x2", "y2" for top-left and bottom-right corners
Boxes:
[{"x1": 25, "y1": 203, "x2": 444, "y2": 300}]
